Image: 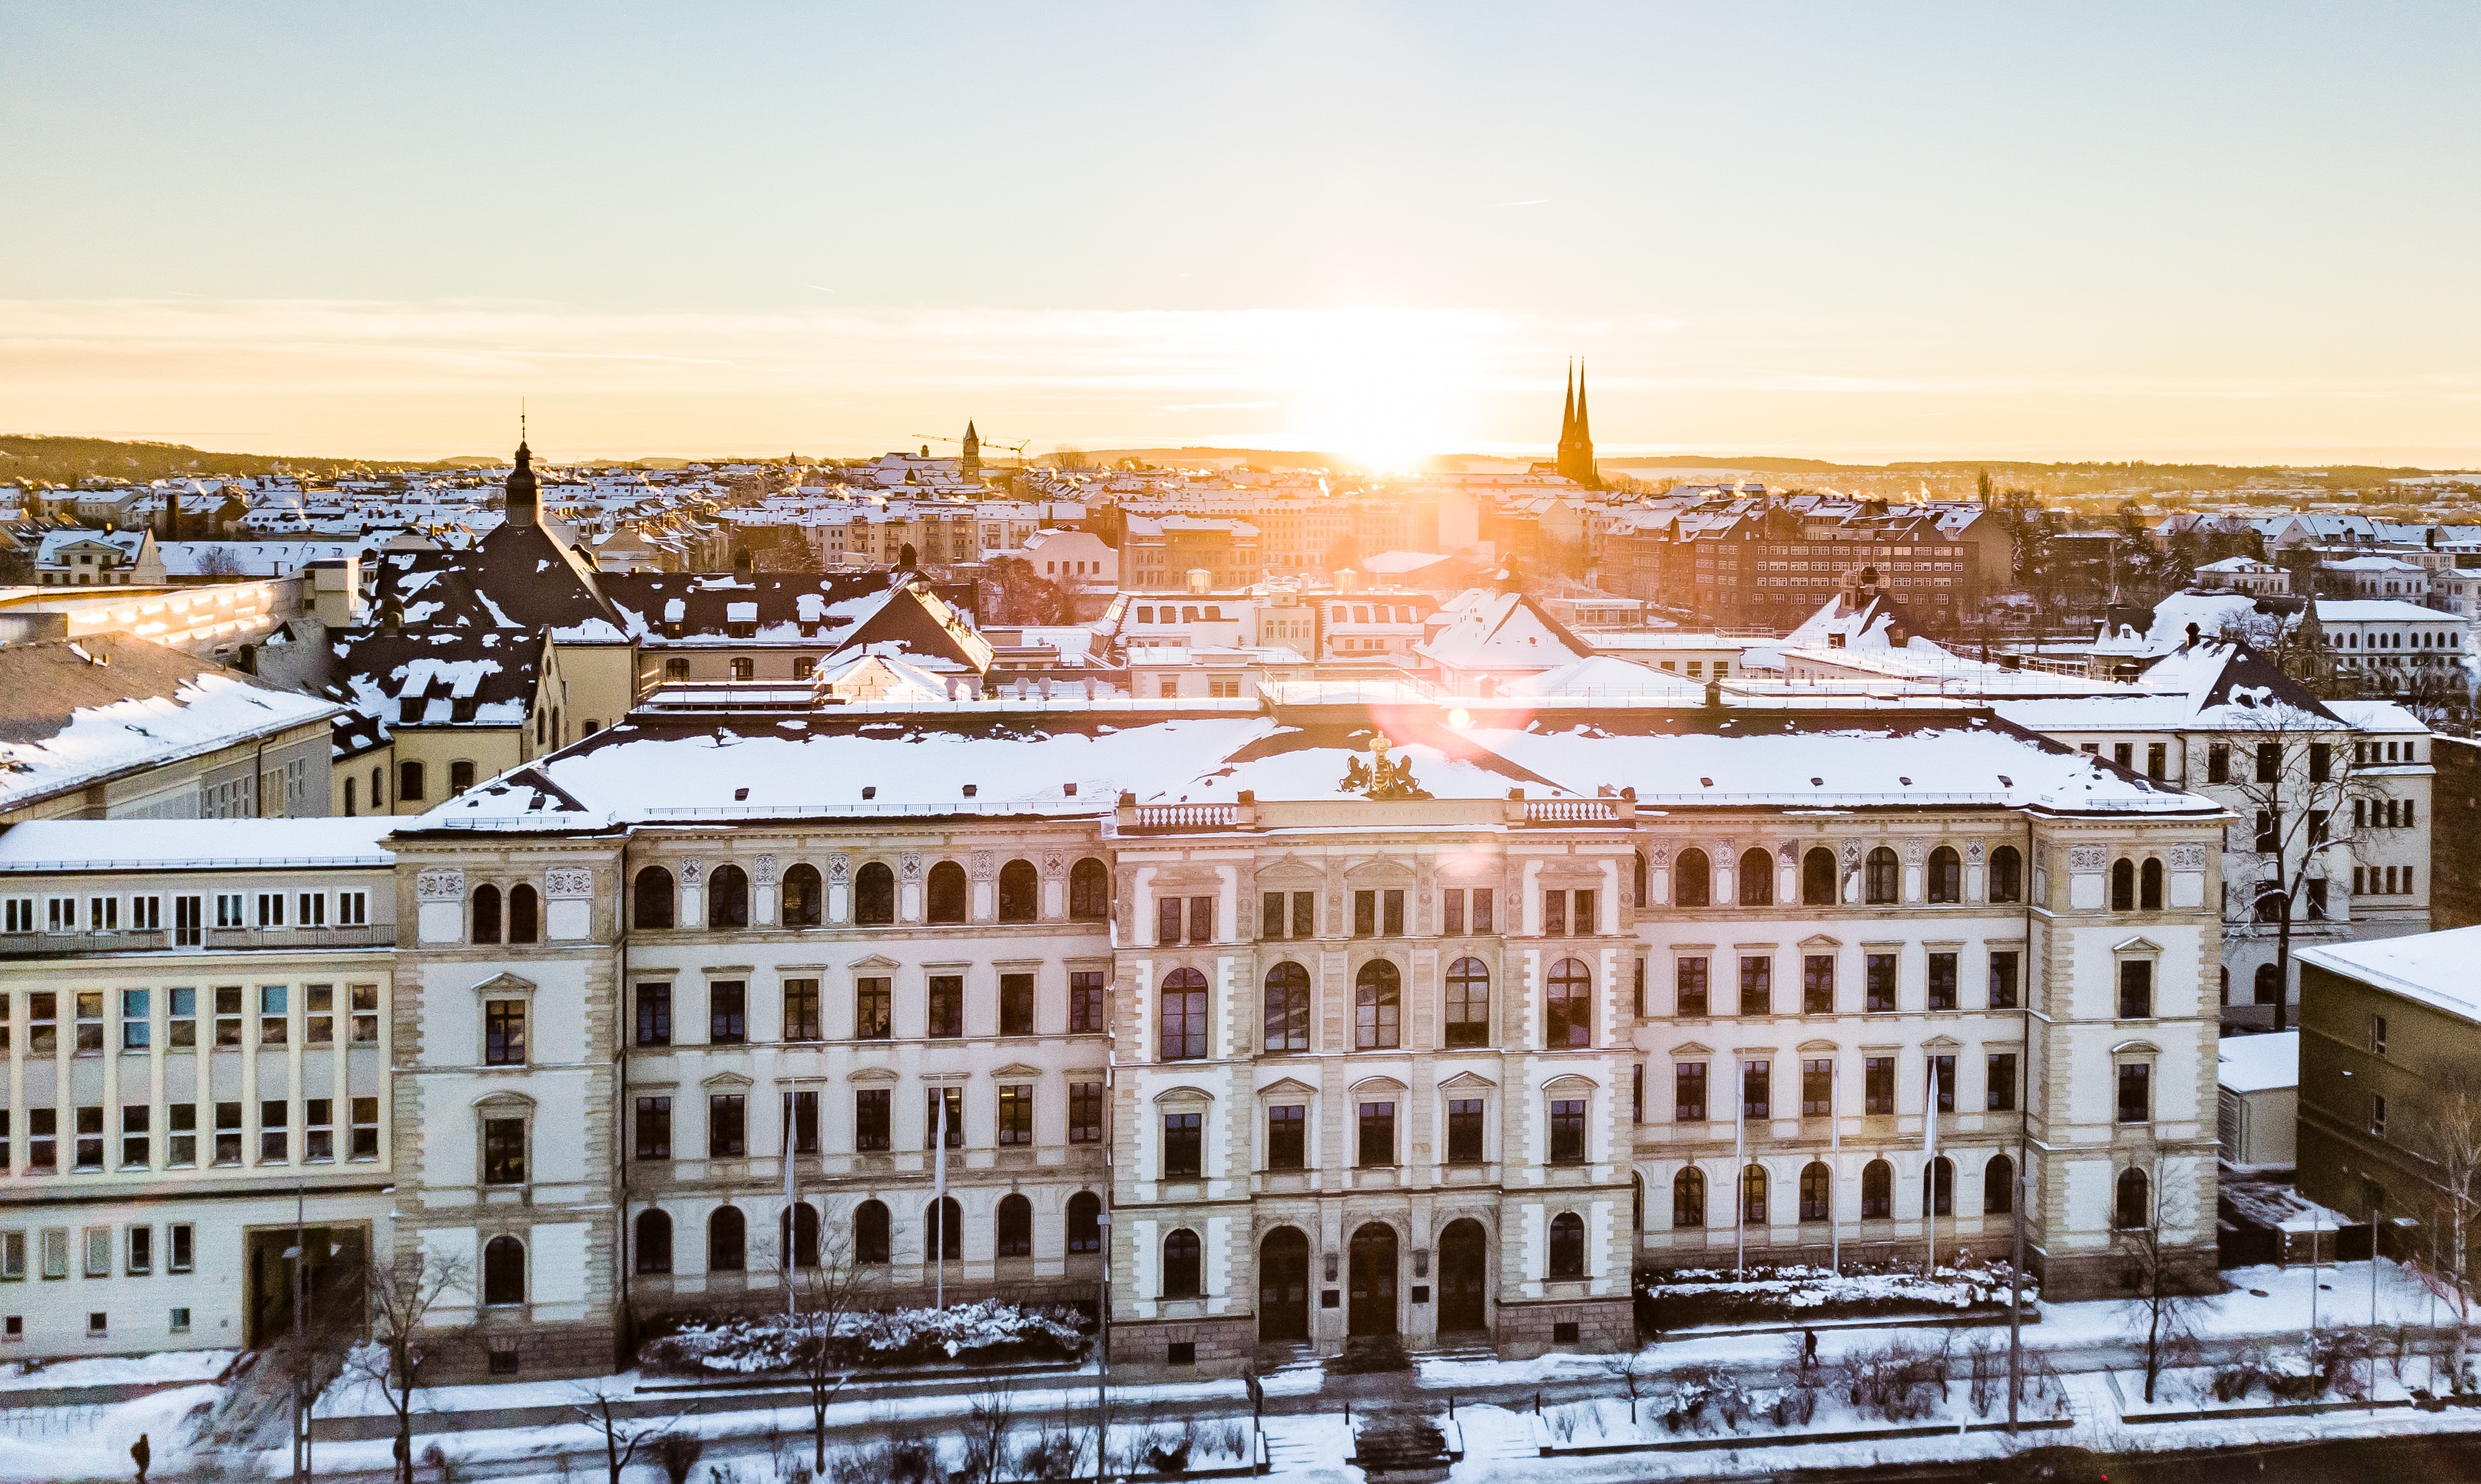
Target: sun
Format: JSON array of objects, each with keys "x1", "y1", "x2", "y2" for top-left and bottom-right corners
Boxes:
[{"x1": 1253, "y1": 308, "x2": 1500, "y2": 471}]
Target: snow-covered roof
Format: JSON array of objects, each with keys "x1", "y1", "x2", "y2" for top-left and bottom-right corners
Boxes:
[
  {"x1": 1496, "y1": 655, "x2": 1704, "y2": 700},
  {"x1": 1414, "y1": 591, "x2": 1593, "y2": 674},
  {"x1": 2315, "y1": 599, "x2": 2455, "y2": 624},
  {"x1": 2217, "y1": 1031, "x2": 2297, "y2": 1096},
  {"x1": 2300, "y1": 926, "x2": 2481, "y2": 1023},
  {"x1": 0, "y1": 818, "x2": 398, "y2": 872}
]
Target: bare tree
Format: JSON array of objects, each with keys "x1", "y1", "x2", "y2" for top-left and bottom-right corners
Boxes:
[
  {"x1": 956, "y1": 1381, "x2": 1017, "y2": 1484},
  {"x1": 2114, "y1": 1153, "x2": 2207, "y2": 1403},
  {"x1": 342, "y1": 1249, "x2": 471, "y2": 1484},
  {"x1": 572, "y1": 1379, "x2": 678, "y2": 1484},
  {"x1": 2410, "y1": 1079, "x2": 2481, "y2": 1391},
  {"x1": 782, "y1": 1222, "x2": 866, "y2": 1476},
  {"x1": 2212, "y1": 695, "x2": 2386, "y2": 1034}
]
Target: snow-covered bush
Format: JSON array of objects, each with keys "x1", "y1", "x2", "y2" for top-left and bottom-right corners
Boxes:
[
  {"x1": 1839, "y1": 1339, "x2": 1946, "y2": 1422},
  {"x1": 643, "y1": 1299, "x2": 1091, "y2": 1376},
  {"x1": 1657, "y1": 1364, "x2": 1752, "y2": 1433},
  {"x1": 1637, "y1": 1261, "x2": 2031, "y2": 1332}
]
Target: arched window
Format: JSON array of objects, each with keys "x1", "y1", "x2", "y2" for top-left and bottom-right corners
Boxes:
[
  {"x1": 1444, "y1": 957, "x2": 1490, "y2": 1048},
  {"x1": 471, "y1": 884, "x2": 502, "y2": 945},
  {"x1": 1354, "y1": 960, "x2": 1402, "y2": 1050},
  {"x1": 508, "y1": 883, "x2": 539, "y2": 945},
  {"x1": 1547, "y1": 1212, "x2": 1586, "y2": 1279},
  {"x1": 1740, "y1": 1163, "x2": 1768, "y2": 1225},
  {"x1": 1263, "y1": 962, "x2": 1311, "y2": 1053},
  {"x1": 399, "y1": 759, "x2": 426, "y2": 804},
  {"x1": 2110, "y1": 858, "x2": 2135, "y2": 912},
  {"x1": 927, "y1": 1196, "x2": 962, "y2": 1261},
  {"x1": 370, "y1": 765, "x2": 384, "y2": 809},
  {"x1": 781, "y1": 863, "x2": 822, "y2": 928},
  {"x1": 1069, "y1": 858, "x2": 1112, "y2": 921},
  {"x1": 1984, "y1": 1154, "x2": 2015, "y2": 1215},
  {"x1": 1864, "y1": 847, "x2": 1899, "y2": 905},
  {"x1": 708, "y1": 1207, "x2": 747, "y2": 1273},
  {"x1": 481, "y1": 1235, "x2": 525, "y2": 1305},
  {"x1": 343, "y1": 776, "x2": 357, "y2": 816},
  {"x1": 1066, "y1": 1191, "x2": 1102, "y2": 1254},
  {"x1": 926, "y1": 861, "x2": 968, "y2": 925},
  {"x1": 1738, "y1": 848, "x2": 1775, "y2": 907},
  {"x1": 632, "y1": 867, "x2": 675, "y2": 930},
  {"x1": 1922, "y1": 1155, "x2": 1954, "y2": 1218},
  {"x1": 634, "y1": 1209, "x2": 673, "y2": 1274},
  {"x1": 1163, "y1": 1228, "x2": 1203, "y2": 1298},
  {"x1": 1861, "y1": 1159, "x2": 1894, "y2": 1219},
  {"x1": 1800, "y1": 1160, "x2": 1832, "y2": 1223},
  {"x1": 1675, "y1": 849, "x2": 1711, "y2": 907},
  {"x1": 854, "y1": 1200, "x2": 891, "y2": 1265},
  {"x1": 854, "y1": 862, "x2": 895, "y2": 925},
  {"x1": 780, "y1": 1201, "x2": 821, "y2": 1269},
  {"x1": 2114, "y1": 1167, "x2": 2151, "y2": 1231},
  {"x1": 1160, "y1": 968, "x2": 1209, "y2": 1060},
  {"x1": 1546, "y1": 958, "x2": 1592, "y2": 1047},
  {"x1": 1672, "y1": 1167, "x2": 1706, "y2": 1227},
  {"x1": 2140, "y1": 857, "x2": 2164, "y2": 912},
  {"x1": 1927, "y1": 847, "x2": 1962, "y2": 904},
  {"x1": 2253, "y1": 963, "x2": 2283, "y2": 1006},
  {"x1": 1989, "y1": 846, "x2": 2023, "y2": 904},
  {"x1": 708, "y1": 864, "x2": 749, "y2": 930},
  {"x1": 998, "y1": 859, "x2": 1039, "y2": 923},
  {"x1": 1802, "y1": 847, "x2": 1838, "y2": 906},
  {"x1": 995, "y1": 1194, "x2": 1033, "y2": 1258}
]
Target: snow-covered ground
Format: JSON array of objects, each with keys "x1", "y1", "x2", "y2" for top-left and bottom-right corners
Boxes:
[{"x1": 0, "y1": 1349, "x2": 233, "y2": 1392}]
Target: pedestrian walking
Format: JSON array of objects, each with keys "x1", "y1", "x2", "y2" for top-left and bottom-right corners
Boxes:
[
  {"x1": 1802, "y1": 1329, "x2": 1818, "y2": 1373},
  {"x1": 130, "y1": 1432, "x2": 150, "y2": 1484}
]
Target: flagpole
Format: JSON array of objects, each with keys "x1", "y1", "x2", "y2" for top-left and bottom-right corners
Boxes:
[
  {"x1": 1734, "y1": 1059, "x2": 1746, "y2": 1273},
  {"x1": 1925, "y1": 1060, "x2": 1940, "y2": 1278},
  {"x1": 933, "y1": 1084, "x2": 948, "y2": 1311},
  {"x1": 1829, "y1": 1058, "x2": 1841, "y2": 1274},
  {"x1": 784, "y1": 1095, "x2": 799, "y2": 1318}
]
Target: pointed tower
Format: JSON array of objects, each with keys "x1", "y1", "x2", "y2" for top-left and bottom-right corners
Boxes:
[
  {"x1": 1559, "y1": 364, "x2": 1576, "y2": 450},
  {"x1": 505, "y1": 425, "x2": 538, "y2": 529},
  {"x1": 961, "y1": 420, "x2": 982, "y2": 486},
  {"x1": 1556, "y1": 359, "x2": 1599, "y2": 487}
]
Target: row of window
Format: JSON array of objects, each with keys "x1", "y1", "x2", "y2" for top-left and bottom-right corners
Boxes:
[
  {"x1": 0, "y1": 1223, "x2": 195, "y2": 1279},
  {"x1": 630, "y1": 972, "x2": 1107, "y2": 1049},
  {"x1": 3, "y1": 986, "x2": 381, "y2": 1055},
  {"x1": 1665, "y1": 950, "x2": 2028, "y2": 1018},
  {"x1": 1661, "y1": 1053, "x2": 2020, "y2": 1122},
  {"x1": 627, "y1": 1084, "x2": 1107, "y2": 1162},
  {"x1": 1253, "y1": 956, "x2": 1582, "y2": 1056},
  {"x1": 0, "y1": 1099, "x2": 379, "y2": 1172},
  {"x1": 1662, "y1": 845, "x2": 2023, "y2": 909},
  {"x1": 1, "y1": 891, "x2": 372, "y2": 940},
  {"x1": 625, "y1": 857, "x2": 1112, "y2": 933},
  {"x1": 1656, "y1": 1159, "x2": 2157, "y2": 1232},
  {"x1": 628, "y1": 1192, "x2": 1104, "y2": 1282}
]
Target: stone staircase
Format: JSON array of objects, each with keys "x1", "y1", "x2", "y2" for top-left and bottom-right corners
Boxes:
[
  {"x1": 1326, "y1": 1335, "x2": 1413, "y2": 1375},
  {"x1": 1350, "y1": 1408, "x2": 1451, "y2": 1482}
]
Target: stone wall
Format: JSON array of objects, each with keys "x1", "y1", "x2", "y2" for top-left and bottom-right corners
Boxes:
[
  {"x1": 1109, "y1": 1314, "x2": 1258, "y2": 1377},
  {"x1": 1495, "y1": 1296, "x2": 1636, "y2": 1357}
]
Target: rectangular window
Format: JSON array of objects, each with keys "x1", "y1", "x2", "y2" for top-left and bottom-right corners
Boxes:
[
  {"x1": 996, "y1": 1084, "x2": 1033, "y2": 1147},
  {"x1": 783, "y1": 1089, "x2": 819, "y2": 1155},
  {"x1": 1987, "y1": 1052, "x2": 2018, "y2": 1112},
  {"x1": 120, "y1": 1105, "x2": 148, "y2": 1168},
  {"x1": 1190, "y1": 895, "x2": 1215, "y2": 943},
  {"x1": 1864, "y1": 1056, "x2": 1894, "y2": 1115},
  {"x1": 1740, "y1": 1059, "x2": 1771, "y2": 1120},
  {"x1": 708, "y1": 1094, "x2": 747, "y2": 1157},
  {"x1": 216, "y1": 893, "x2": 244, "y2": 930},
  {"x1": 76, "y1": 992, "x2": 103, "y2": 1054},
  {"x1": 999, "y1": 973, "x2": 1035, "y2": 1037},
  {"x1": 2256, "y1": 742, "x2": 2281, "y2": 784},
  {"x1": 119, "y1": 989, "x2": 150, "y2": 1051},
  {"x1": 168, "y1": 1224, "x2": 193, "y2": 1274},
  {"x1": 1928, "y1": 1054, "x2": 1956, "y2": 1114},
  {"x1": 1262, "y1": 891, "x2": 1286, "y2": 939},
  {"x1": 1548, "y1": 1098, "x2": 1586, "y2": 1164},
  {"x1": 69, "y1": 1106, "x2": 101, "y2": 1170},
  {"x1": 482, "y1": 1117, "x2": 526, "y2": 1185},
  {"x1": 1802, "y1": 1058, "x2": 1833, "y2": 1117},
  {"x1": 2118, "y1": 960, "x2": 2153, "y2": 1019},
  {"x1": 926, "y1": 975, "x2": 963, "y2": 1039},
  {"x1": 212, "y1": 1102, "x2": 240, "y2": 1165},
  {"x1": 854, "y1": 978, "x2": 892, "y2": 1039},
  {"x1": 167, "y1": 1105, "x2": 196, "y2": 1167},
  {"x1": 1676, "y1": 957, "x2": 1710, "y2": 1017},
  {"x1": 350, "y1": 1097, "x2": 379, "y2": 1160},
  {"x1": 483, "y1": 999, "x2": 526, "y2": 1065},
  {"x1": 337, "y1": 891, "x2": 368, "y2": 927},
  {"x1": 1738, "y1": 955, "x2": 1771, "y2": 1016},
  {"x1": 27, "y1": 993, "x2": 54, "y2": 1056},
  {"x1": 1354, "y1": 890, "x2": 1377, "y2": 937},
  {"x1": 1267, "y1": 1104, "x2": 1306, "y2": 1170},
  {"x1": 1069, "y1": 971, "x2": 1105, "y2": 1034},
  {"x1": 1865, "y1": 953, "x2": 1897, "y2": 1012},
  {"x1": 1069, "y1": 1081, "x2": 1103, "y2": 1145},
  {"x1": 256, "y1": 892, "x2": 284, "y2": 929},
  {"x1": 350, "y1": 983, "x2": 379, "y2": 1044},
  {"x1": 1542, "y1": 890, "x2": 1566, "y2": 937},
  {"x1": 1442, "y1": 888, "x2": 1465, "y2": 936},
  {"x1": 1573, "y1": 889, "x2": 1595, "y2": 934},
  {"x1": 1674, "y1": 1061, "x2": 1708, "y2": 1122},
  {"x1": 2371, "y1": 1092, "x2": 2389, "y2": 1137},
  {"x1": 1470, "y1": 888, "x2": 1493, "y2": 934},
  {"x1": 1802, "y1": 955, "x2": 1834, "y2": 1014},
  {"x1": 173, "y1": 895, "x2": 201, "y2": 946},
  {"x1": 1988, "y1": 950, "x2": 2020, "y2": 1011},
  {"x1": 709, "y1": 980, "x2": 746, "y2": 1045},
  {"x1": 297, "y1": 891, "x2": 325, "y2": 928},
  {"x1": 1447, "y1": 1098, "x2": 1484, "y2": 1163},
  {"x1": 2309, "y1": 742, "x2": 2332, "y2": 783},
  {"x1": 2117, "y1": 1063, "x2": 2152, "y2": 1124},
  {"x1": 1157, "y1": 895, "x2": 1184, "y2": 945},
  {"x1": 304, "y1": 983, "x2": 332, "y2": 1046},
  {"x1": 783, "y1": 979, "x2": 822, "y2": 1041},
  {"x1": 635, "y1": 1097, "x2": 672, "y2": 1160},
  {"x1": 85, "y1": 1228, "x2": 110, "y2": 1279},
  {"x1": 40, "y1": 1229, "x2": 67, "y2": 1281},
  {"x1": 1164, "y1": 1111, "x2": 1203, "y2": 1178},
  {"x1": 854, "y1": 1089, "x2": 891, "y2": 1152},
  {"x1": 257, "y1": 1100, "x2": 286, "y2": 1164},
  {"x1": 1291, "y1": 890, "x2": 1315, "y2": 938},
  {"x1": 2371, "y1": 1014, "x2": 2389, "y2": 1056},
  {"x1": 0, "y1": 1231, "x2": 19, "y2": 1280},
  {"x1": 1356, "y1": 1102, "x2": 1395, "y2": 1167},
  {"x1": 1, "y1": 898, "x2": 29, "y2": 935},
  {"x1": 1382, "y1": 888, "x2": 1403, "y2": 937},
  {"x1": 1927, "y1": 952, "x2": 1957, "y2": 1011},
  {"x1": 2147, "y1": 743, "x2": 2167, "y2": 781},
  {"x1": 167, "y1": 987, "x2": 195, "y2": 1049},
  {"x1": 2207, "y1": 743, "x2": 2230, "y2": 784},
  {"x1": 924, "y1": 1087, "x2": 963, "y2": 1150}
]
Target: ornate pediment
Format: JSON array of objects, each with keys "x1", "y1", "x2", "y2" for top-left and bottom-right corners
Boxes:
[
  {"x1": 1438, "y1": 1070, "x2": 1498, "y2": 1092},
  {"x1": 1256, "y1": 1076, "x2": 1319, "y2": 1099},
  {"x1": 701, "y1": 1070, "x2": 754, "y2": 1090},
  {"x1": 468, "y1": 971, "x2": 538, "y2": 997},
  {"x1": 1154, "y1": 1084, "x2": 1215, "y2": 1106},
  {"x1": 845, "y1": 953, "x2": 902, "y2": 971},
  {"x1": 1542, "y1": 1072, "x2": 1599, "y2": 1095},
  {"x1": 849, "y1": 1066, "x2": 900, "y2": 1085}
]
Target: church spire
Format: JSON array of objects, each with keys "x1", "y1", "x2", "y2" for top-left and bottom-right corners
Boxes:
[
  {"x1": 1559, "y1": 362, "x2": 1576, "y2": 445},
  {"x1": 1574, "y1": 362, "x2": 1591, "y2": 444},
  {"x1": 1554, "y1": 358, "x2": 1599, "y2": 488}
]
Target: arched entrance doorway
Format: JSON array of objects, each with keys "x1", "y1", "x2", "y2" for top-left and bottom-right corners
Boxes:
[
  {"x1": 1347, "y1": 1223, "x2": 1400, "y2": 1337},
  {"x1": 1258, "y1": 1227, "x2": 1311, "y2": 1341},
  {"x1": 1436, "y1": 1218, "x2": 1488, "y2": 1334}
]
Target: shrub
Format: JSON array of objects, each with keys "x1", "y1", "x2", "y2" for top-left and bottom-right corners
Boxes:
[
  {"x1": 642, "y1": 1300, "x2": 1092, "y2": 1377},
  {"x1": 1839, "y1": 1339, "x2": 1947, "y2": 1422}
]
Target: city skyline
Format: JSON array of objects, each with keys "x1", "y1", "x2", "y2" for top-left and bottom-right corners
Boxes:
[{"x1": 6, "y1": 3, "x2": 2480, "y2": 466}]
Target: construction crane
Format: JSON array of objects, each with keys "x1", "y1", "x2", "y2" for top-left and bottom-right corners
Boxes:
[{"x1": 911, "y1": 433, "x2": 1035, "y2": 469}]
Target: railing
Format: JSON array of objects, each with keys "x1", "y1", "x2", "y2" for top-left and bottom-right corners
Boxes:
[
  {"x1": 0, "y1": 925, "x2": 394, "y2": 957},
  {"x1": 1130, "y1": 804, "x2": 1238, "y2": 829},
  {"x1": 1523, "y1": 800, "x2": 1619, "y2": 823}
]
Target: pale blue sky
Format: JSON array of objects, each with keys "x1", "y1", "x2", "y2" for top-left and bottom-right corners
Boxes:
[{"x1": 4, "y1": 3, "x2": 2477, "y2": 463}]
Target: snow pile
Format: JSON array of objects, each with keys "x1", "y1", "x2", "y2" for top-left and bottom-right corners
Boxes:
[
  {"x1": 1639, "y1": 1262, "x2": 2031, "y2": 1331},
  {"x1": 641, "y1": 1299, "x2": 1091, "y2": 1375}
]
